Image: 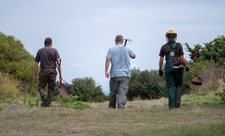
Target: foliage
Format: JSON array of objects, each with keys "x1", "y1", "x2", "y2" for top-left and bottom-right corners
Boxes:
[
  {"x1": 57, "y1": 77, "x2": 108, "y2": 102},
  {"x1": 0, "y1": 31, "x2": 107, "y2": 102},
  {"x1": 182, "y1": 60, "x2": 216, "y2": 93},
  {"x1": 182, "y1": 94, "x2": 222, "y2": 106},
  {"x1": 0, "y1": 71, "x2": 20, "y2": 100},
  {"x1": 201, "y1": 35, "x2": 225, "y2": 65},
  {"x1": 215, "y1": 89, "x2": 225, "y2": 103},
  {"x1": 185, "y1": 43, "x2": 202, "y2": 62},
  {"x1": 184, "y1": 35, "x2": 225, "y2": 100},
  {"x1": 1, "y1": 31, "x2": 225, "y2": 104},
  {"x1": 128, "y1": 68, "x2": 167, "y2": 100},
  {"x1": 54, "y1": 94, "x2": 90, "y2": 110},
  {"x1": 1, "y1": 93, "x2": 225, "y2": 136},
  {"x1": 185, "y1": 35, "x2": 225, "y2": 66},
  {"x1": 0, "y1": 104, "x2": 4, "y2": 111},
  {"x1": 0, "y1": 32, "x2": 37, "y2": 96},
  {"x1": 21, "y1": 97, "x2": 41, "y2": 108}
]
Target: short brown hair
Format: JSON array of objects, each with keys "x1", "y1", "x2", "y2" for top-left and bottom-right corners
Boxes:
[
  {"x1": 44, "y1": 37, "x2": 52, "y2": 46},
  {"x1": 115, "y1": 35, "x2": 123, "y2": 42}
]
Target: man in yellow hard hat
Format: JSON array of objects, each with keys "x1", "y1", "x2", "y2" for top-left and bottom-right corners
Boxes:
[{"x1": 158, "y1": 30, "x2": 189, "y2": 109}]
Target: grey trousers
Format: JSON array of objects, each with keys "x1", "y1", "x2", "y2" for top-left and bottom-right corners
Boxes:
[{"x1": 108, "y1": 77, "x2": 129, "y2": 109}]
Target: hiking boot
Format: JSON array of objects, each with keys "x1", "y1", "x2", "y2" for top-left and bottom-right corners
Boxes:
[
  {"x1": 175, "y1": 103, "x2": 180, "y2": 108},
  {"x1": 41, "y1": 96, "x2": 48, "y2": 107},
  {"x1": 41, "y1": 102, "x2": 46, "y2": 107},
  {"x1": 42, "y1": 96, "x2": 48, "y2": 102},
  {"x1": 41, "y1": 103, "x2": 50, "y2": 107},
  {"x1": 169, "y1": 104, "x2": 175, "y2": 109}
]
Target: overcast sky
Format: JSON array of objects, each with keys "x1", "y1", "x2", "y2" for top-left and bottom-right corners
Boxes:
[{"x1": 0, "y1": 0, "x2": 225, "y2": 94}]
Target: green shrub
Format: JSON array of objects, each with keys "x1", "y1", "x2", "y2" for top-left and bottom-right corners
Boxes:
[
  {"x1": 0, "y1": 32, "x2": 37, "y2": 96},
  {"x1": 61, "y1": 77, "x2": 107, "y2": 102},
  {"x1": 0, "y1": 72, "x2": 20, "y2": 100},
  {"x1": 128, "y1": 68, "x2": 167, "y2": 100},
  {"x1": 54, "y1": 94, "x2": 90, "y2": 110},
  {"x1": 215, "y1": 89, "x2": 225, "y2": 103}
]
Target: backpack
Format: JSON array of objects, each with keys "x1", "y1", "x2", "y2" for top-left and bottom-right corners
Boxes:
[{"x1": 165, "y1": 42, "x2": 182, "y2": 72}]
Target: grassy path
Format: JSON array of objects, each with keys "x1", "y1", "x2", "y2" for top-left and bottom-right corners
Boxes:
[{"x1": 0, "y1": 96, "x2": 225, "y2": 136}]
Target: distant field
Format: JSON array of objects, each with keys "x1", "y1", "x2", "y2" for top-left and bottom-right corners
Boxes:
[{"x1": 0, "y1": 95, "x2": 225, "y2": 136}]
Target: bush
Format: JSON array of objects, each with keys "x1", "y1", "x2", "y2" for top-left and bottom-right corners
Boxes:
[
  {"x1": 54, "y1": 94, "x2": 90, "y2": 110},
  {"x1": 0, "y1": 32, "x2": 37, "y2": 96},
  {"x1": 128, "y1": 68, "x2": 167, "y2": 100},
  {"x1": 55, "y1": 77, "x2": 108, "y2": 102},
  {"x1": 0, "y1": 72, "x2": 20, "y2": 100}
]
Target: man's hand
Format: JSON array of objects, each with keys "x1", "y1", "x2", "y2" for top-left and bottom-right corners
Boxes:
[
  {"x1": 159, "y1": 70, "x2": 164, "y2": 77},
  {"x1": 34, "y1": 77, "x2": 38, "y2": 83},
  {"x1": 59, "y1": 75, "x2": 63, "y2": 82},
  {"x1": 105, "y1": 72, "x2": 109, "y2": 78},
  {"x1": 185, "y1": 66, "x2": 189, "y2": 71},
  {"x1": 179, "y1": 65, "x2": 184, "y2": 69},
  {"x1": 105, "y1": 58, "x2": 110, "y2": 78}
]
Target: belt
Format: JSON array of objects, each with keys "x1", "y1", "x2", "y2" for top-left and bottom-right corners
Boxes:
[{"x1": 41, "y1": 67, "x2": 55, "y2": 70}]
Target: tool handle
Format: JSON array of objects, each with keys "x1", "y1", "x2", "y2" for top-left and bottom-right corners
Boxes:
[
  {"x1": 172, "y1": 65, "x2": 185, "y2": 69},
  {"x1": 124, "y1": 39, "x2": 128, "y2": 46},
  {"x1": 173, "y1": 65, "x2": 202, "y2": 80},
  {"x1": 56, "y1": 58, "x2": 62, "y2": 84}
]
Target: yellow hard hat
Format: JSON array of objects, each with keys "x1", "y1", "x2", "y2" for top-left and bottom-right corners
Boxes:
[{"x1": 166, "y1": 30, "x2": 177, "y2": 38}]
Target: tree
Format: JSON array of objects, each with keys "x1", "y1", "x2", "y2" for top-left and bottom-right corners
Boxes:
[
  {"x1": 128, "y1": 68, "x2": 167, "y2": 100},
  {"x1": 65, "y1": 77, "x2": 107, "y2": 102},
  {"x1": 201, "y1": 35, "x2": 225, "y2": 65},
  {"x1": 0, "y1": 32, "x2": 37, "y2": 96},
  {"x1": 184, "y1": 43, "x2": 202, "y2": 62},
  {"x1": 185, "y1": 35, "x2": 225, "y2": 65}
]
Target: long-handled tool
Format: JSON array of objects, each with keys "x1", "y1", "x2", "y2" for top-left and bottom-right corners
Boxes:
[
  {"x1": 173, "y1": 65, "x2": 202, "y2": 85},
  {"x1": 57, "y1": 58, "x2": 69, "y2": 99},
  {"x1": 189, "y1": 70, "x2": 202, "y2": 85},
  {"x1": 124, "y1": 38, "x2": 132, "y2": 46}
]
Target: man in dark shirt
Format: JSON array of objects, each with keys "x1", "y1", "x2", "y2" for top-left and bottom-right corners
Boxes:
[
  {"x1": 158, "y1": 30, "x2": 188, "y2": 109},
  {"x1": 34, "y1": 37, "x2": 62, "y2": 107}
]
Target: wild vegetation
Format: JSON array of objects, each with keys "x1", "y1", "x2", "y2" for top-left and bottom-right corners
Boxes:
[
  {"x1": 1, "y1": 31, "x2": 225, "y2": 103},
  {"x1": 0, "y1": 32, "x2": 225, "y2": 135},
  {"x1": 0, "y1": 94, "x2": 224, "y2": 136}
]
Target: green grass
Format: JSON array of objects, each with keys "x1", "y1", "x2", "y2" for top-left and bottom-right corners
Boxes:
[{"x1": 0, "y1": 95, "x2": 224, "y2": 136}]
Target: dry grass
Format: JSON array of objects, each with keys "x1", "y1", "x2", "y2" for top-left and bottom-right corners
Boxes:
[
  {"x1": 0, "y1": 96, "x2": 225, "y2": 136},
  {"x1": 1, "y1": 65, "x2": 225, "y2": 136},
  {"x1": 0, "y1": 72, "x2": 20, "y2": 100}
]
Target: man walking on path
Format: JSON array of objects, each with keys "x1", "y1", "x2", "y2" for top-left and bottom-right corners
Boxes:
[
  {"x1": 34, "y1": 37, "x2": 62, "y2": 107},
  {"x1": 158, "y1": 30, "x2": 189, "y2": 109},
  {"x1": 105, "y1": 35, "x2": 136, "y2": 109}
]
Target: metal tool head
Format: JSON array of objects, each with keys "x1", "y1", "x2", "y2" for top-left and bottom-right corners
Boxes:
[
  {"x1": 58, "y1": 82, "x2": 69, "y2": 99},
  {"x1": 173, "y1": 65, "x2": 203, "y2": 85},
  {"x1": 191, "y1": 79, "x2": 202, "y2": 85},
  {"x1": 124, "y1": 38, "x2": 132, "y2": 46}
]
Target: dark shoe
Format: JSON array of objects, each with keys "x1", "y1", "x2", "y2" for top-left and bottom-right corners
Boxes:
[
  {"x1": 42, "y1": 96, "x2": 48, "y2": 102},
  {"x1": 41, "y1": 96, "x2": 48, "y2": 107},
  {"x1": 41, "y1": 102, "x2": 50, "y2": 107},
  {"x1": 41, "y1": 102, "x2": 46, "y2": 107},
  {"x1": 175, "y1": 103, "x2": 180, "y2": 108}
]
